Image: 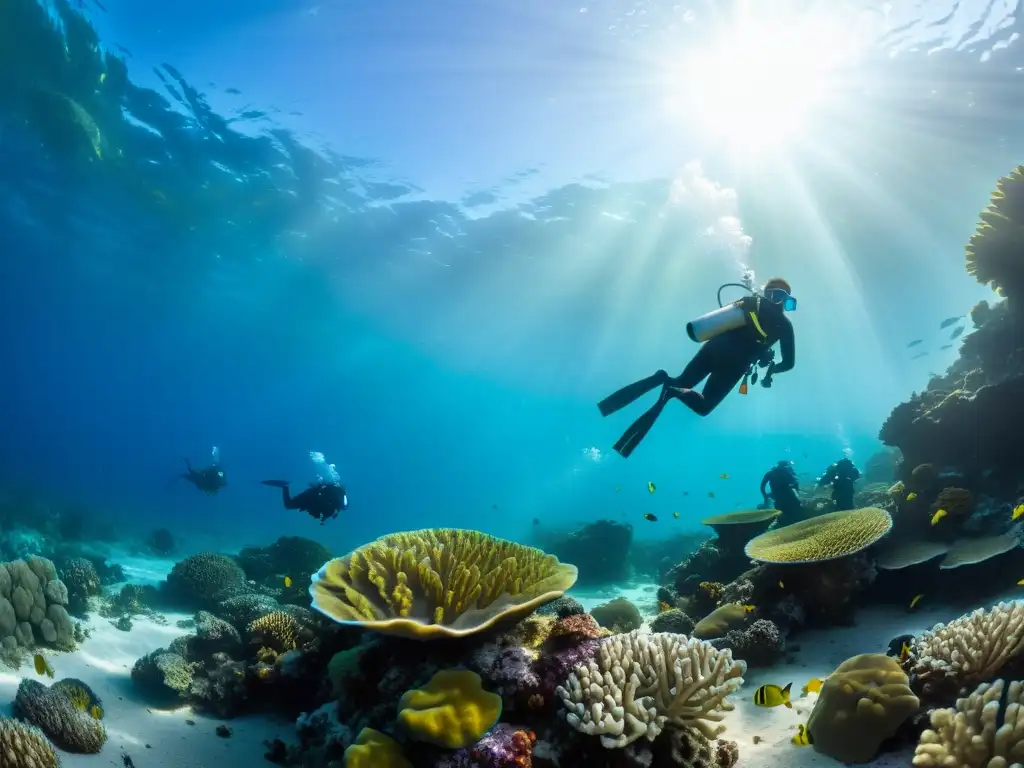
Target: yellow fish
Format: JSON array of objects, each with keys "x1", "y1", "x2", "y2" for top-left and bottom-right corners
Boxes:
[
  {"x1": 1013, "y1": 504, "x2": 1024, "y2": 521},
  {"x1": 648, "y1": 482, "x2": 656, "y2": 494},
  {"x1": 899, "y1": 641, "x2": 912, "y2": 663},
  {"x1": 283, "y1": 576, "x2": 293, "y2": 588},
  {"x1": 931, "y1": 508, "x2": 948, "y2": 526},
  {"x1": 720, "y1": 473, "x2": 730, "y2": 480},
  {"x1": 906, "y1": 492, "x2": 918, "y2": 501},
  {"x1": 658, "y1": 601, "x2": 673, "y2": 613},
  {"x1": 1018, "y1": 578, "x2": 1024, "y2": 586},
  {"x1": 753, "y1": 683, "x2": 792, "y2": 709},
  {"x1": 742, "y1": 604, "x2": 756, "y2": 614},
  {"x1": 33, "y1": 654, "x2": 54, "y2": 678},
  {"x1": 708, "y1": 491, "x2": 715, "y2": 499},
  {"x1": 778, "y1": 580, "x2": 785, "y2": 589},
  {"x1": 801, "y1": 678, "x2": 823, "y2": 695},
  {"x1": 672, "y1": 512, "x2": 680, "y2": 518},
  {"x1": 89, "y1": 704, "x2": 103, "y2": 720},
  {"x1": 909, "y1": 594, "x2": 924, "y2": 610},
  {"x1": 792, "y1": 724, "x2": 813, "y2": 746}
]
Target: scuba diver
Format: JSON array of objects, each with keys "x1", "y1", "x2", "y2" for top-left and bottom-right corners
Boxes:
[
  {"x1": 598, "y1": 277, "x2": 797, "y2": 458},
  {"x1": 179, "y1": 458, "x2": 227, "y2": 495},
  {"x1": 760, "y1": 460, "x2": 802, "y2": 521},
  {"x1": 819, "y1": 457, "x2": 861, "y2": 511},
  {"x1": 261, "y1": 480, "x2": 348, "y2": 524}
]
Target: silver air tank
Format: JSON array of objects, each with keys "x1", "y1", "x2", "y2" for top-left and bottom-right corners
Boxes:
[{"x1": 686, "y1": 303, "x2": 749, "y2": 343}]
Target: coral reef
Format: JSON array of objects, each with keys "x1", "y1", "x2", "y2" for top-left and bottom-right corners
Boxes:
[
  {"x1": 0, "y1": 556, "x2": 75, "y2": 651},
  {"x1": 247, "y1": 611, "x2": 300, "y2": 652},
  {"x1": 710, "y1": 619, "x2": 785, "y2": 668},
  {"x1": 146, "y1": 527, "x2": 175, "y2": 556},
  {"x1": 744, "y1": 507, "x2": 893, "y2": 564},
  {"x1": 913, "y1": 678, "x2": 1024, "y2": 768},
  {"x1": 131, "y1": 650, "x2": 196, "y2": 706},
  {"x1": 397, "y1": 669, "x2": 502, "y2": 749},
  {"x1": 541, "y1": 520, "x2": 633, "y2": 586},
  {"x1": 13, "y1": 677, "x2": 106, "y2": 753},
  {"x1": 807, "y1": 653, "x2": 919, "y2": 763},
  {"x1": 650, "y1": 608, "x2": 695, "y2": 635},
  {"x1": 164, "y1": 552, "x2": 247, "y2": 607},
  {"x1": 556, "y1": 630, "x2": 746, "y2": 747},
  {"x1": 57, "y1": 557, "x2": 101, "y2": 616},
  {"x1": 590, "y1": 598, "x2": 643, "y2": 634},
  {"x1": 0, "y1": 717, "x2": 60, "y2": 768},
  {"x1": 310, "y1": 528, "x2": 577, "y2": 639},
  {"x1": 343, "y1": 727, "x2": 411, "y2": 768},
  {"x1": 237, "y1": 536, "x2": 332, "y2": 604},
  {"x1": 535, "y1": 595, "x2": 584, "y2": 619},
  {"x1": 693, "y1": 604, "x2": 749, "y2": 640}
]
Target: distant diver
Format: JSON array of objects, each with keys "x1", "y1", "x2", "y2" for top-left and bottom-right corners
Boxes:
[
  {"x1": 819, "y1": 457, "x2": 861, "y2": 511},
  {"x1": 598, "y1": 277, "x2": 797, "y2": 458},
  {"x1": 180, "y1": 458, "x2": 227, "y2": 495},
  {"x1": 262, "y1": 480, "x2": 348, "y2": 524},
  {"x1": 760, "y1": 460, "x2": 802, "y2": 521}
]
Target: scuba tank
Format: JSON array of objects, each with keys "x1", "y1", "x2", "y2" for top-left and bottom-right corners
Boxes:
[{"x1": 685, "y1": 283, "x2": 769, "y2": 343}]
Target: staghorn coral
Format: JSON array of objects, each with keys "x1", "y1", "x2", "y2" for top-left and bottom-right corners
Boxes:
[
  {"x1": 310, "y1": 528, "x2": 577, "y2": 639},
  {"x1": 710, "y1": 620, "x2": 785, "y2": 668},
  {"x1": 909, "y1": 600, "x2": 1024, "y2": 703},
  {"x1": 807, "y1": 653, "x2": 919, "y2": 763},
  {"x1": 165, "y1": 552, "x2": 246, "y2": 606},
  {"x1": 556, "y1": 630, "x2": 746, "y2": 747},
  {"x1": 0, "y1": 717, "x2": 60, "y2": 768},
  {"x1": 744, "y1": 507, "x2": 892, "y2": 564},
  {"x1": 246, "y1": 611, "x2": 298, "y2": 652},
  {"x1": 651, "y1": 608, "x2": 696, "y2": 635},
  {"x1": 397, "y1": 669, "x2": 503, "y2": 749},
  {"x1": 13, "y1": 678, "x2": 106, "y2": 753},
  {"x1": 913, "y1": 678, "x2": 1024, "y2": 768},
  {"x1": 590, "y1": 598, "x2": 643, "y2": 634}
]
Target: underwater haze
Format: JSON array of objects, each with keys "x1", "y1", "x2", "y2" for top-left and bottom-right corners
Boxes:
[{"x1": 0, "y1": 0, "x2": 1015, "y2": 554}]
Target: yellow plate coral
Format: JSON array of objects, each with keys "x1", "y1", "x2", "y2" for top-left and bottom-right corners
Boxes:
[
  {"x1": 309, "y1": 528, "x2": 578, "y2": 639},
  {"x1": 343, "y1": 727, "x2": 410, "y2": 768},
  {"x1": 397, "y1": 669, "x2": 502, "y2": 749},
  {"x1": 744, "y1": 507, "x2": 892, "y2": 564}
]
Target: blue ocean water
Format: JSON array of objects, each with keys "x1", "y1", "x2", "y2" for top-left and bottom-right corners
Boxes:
[{"x1": 0, "y1": 0, "x2": 1018, "y2": 558}]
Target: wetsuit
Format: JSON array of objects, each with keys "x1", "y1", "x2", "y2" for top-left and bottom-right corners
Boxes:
[
  {"x1": 761, "y1": 464, "x2": 802, "y2": 521},
  {"x1": 599, "y1": 298, "x2": 795, "y2": 458},
  {"x1": 820, "y1": 460, "x2": 860, "y2": 511},
  {"x1": 262, "y1": 479, "x2": 348, "y2": 524}
]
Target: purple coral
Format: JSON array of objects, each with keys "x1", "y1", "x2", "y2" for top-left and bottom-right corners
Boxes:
[
  {"x1": 470, "y1": 644, "x2": 540, "y2": 708},
  {"x1": 711, "y1": 619, "x2": 785, "y2": 667},
  {"x1": 435, "y1": 724, "x2": 536, "y2": 768},
  {"x1": 533, "y1": 638, "x2": 599, "y2": 709}
]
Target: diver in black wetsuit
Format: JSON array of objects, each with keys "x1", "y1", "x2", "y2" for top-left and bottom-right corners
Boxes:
[
  {"x1": 598, "y1": 277, "x2": 797, "y2": 458},
  {"x1": 819, "y1": 458, "x2": 860, "y2": 511},
  {"x1": 261, "y1": 479, "x2": 348, "y2": 524},
  {"x1": 180, "y1": 459, "x2": 227, "y2": 495},
  {"x1": 760, "y1": 460, "x2": 802, "y2": 521}
]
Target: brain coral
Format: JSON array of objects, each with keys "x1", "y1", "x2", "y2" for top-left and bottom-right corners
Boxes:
[
  {"x1": 744, "y1": 507, "x2": 892, "y2": 564},
  {"x1": 913, "y1": 678, "x2": 1024, "y2": 768},
  {"x1": 807, "y1": 653, "x2": 919, "y2": 763},
  {"x1": 13, "y1": 678, "x2": 106, "y2": 753},
  {"x1": 309, "y1": 528, "x2": 578, "y2": 639},
  {"x1": 556, "y1": 630, "x2": 746, "y2": 747},
  {"x1": 0, "y1": 717, "x2": 60, "y2": 768},
  {"x1": 165, "y1": 552, "x2": 246, "y2": 605},
  {"x1": 909, "y1": 600, "x2": 1024, "y2": 702}
]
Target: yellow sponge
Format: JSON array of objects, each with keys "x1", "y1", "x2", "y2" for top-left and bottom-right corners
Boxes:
[
  {"x1": 397, "y1": 669, "x2": 502, "y2": 749},
  {"x1": 343, "y1": 728, "x2": 410, "y2": 768}
]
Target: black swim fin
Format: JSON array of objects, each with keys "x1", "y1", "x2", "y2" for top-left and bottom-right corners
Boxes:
[
  {"x1": 598, "y1": 370, "x2": 669, "y2": 417},
  {"x1": 612, "y1": 397, "x2": 669, "y2": 458},
  {"x1": 261, "y1": 479, "x2": 290, "y2": 488}
]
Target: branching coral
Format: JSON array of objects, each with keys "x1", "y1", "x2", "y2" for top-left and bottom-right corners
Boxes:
[
  {"x1": 744, "y1": 507, "x2": 892, "y2": 564},
  {"x1": 556, "y1": 630, "x2": 746, "y2": 748},
  {"x1": 0, "y1": 717, "x2": 60, "y2": 768},
  {"x1": 909, "y1": 600, "x2": 1024, "y2": 702},
  {"x1": 914, "y1": 678, "x2": 1024, "y2": 767},
  {"x1": 310, "y1": 528, "x2": 577, "y2": 639}
]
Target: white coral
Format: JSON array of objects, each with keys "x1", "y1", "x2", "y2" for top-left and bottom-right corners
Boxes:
[
  {"x1": 914, "y1": 678, "x2": 1024, "y2": 768},
  {"x1": 912, "y1": 601, "x2": 1024, "y2": 692},
  {"x1": 555, "y1": 630, "x2": 746, "y2": 749}
]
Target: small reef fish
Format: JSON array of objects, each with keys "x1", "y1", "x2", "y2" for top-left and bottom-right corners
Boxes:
[
  {"x1": 802, "y1": 678, "x2": 823, "y2": 695},
  {"x1": 672, "y1": 512, "x2": 680, "y2": 518},
  {"x1": 939, "y1": 316, "x2": 963, "y2": 329},
  {"x1": 906, "y1": 493, "x2": 918, "y2": 501},
  {"x1": 909, "y1": 594, "x2": 924, "y2": 610},
  {"x1": 33, "y1": 654, "x2": 54, "y2": 678},
  {"x1": 719, "y1": 474, "x2": 730, "y2": 480},
  {"x1": 643, "y1": 513, "x2": 658, "y2": 522},
  {"x1": 90, "y1": 704, "x2": 103, "y2": 720},
  {"x1": 940, "y1": 344, "x2": 952, "y2": 350},
  {"x1": 899, "y1": 641, "x2": 913, "y2": 663},
  {"x1": 658, "y1": 601, "x2": 673, "y2": 613},
  {"x1": 283, "y1": 576, "x2": 292, "y2": 588},
  {"x1": 931, "y1": 508, "x2": 948, "y2": 526},
  {"x1": 911, "y1": 352, "x2": 928, "y2": 359},
  {"x1": 742, "y1": 604, "x2": 756, "y2": 614},
  {"x1": 683, "y1": 491, "x2": 689, "y2": 496},
  {"x1": 887, "y1": 633, "x2": 915, "y2": 659},
  {"x1": 950, "y1": 326, "x2": 965, "y2": 340},
  {"x1": 778, "y1": 580, "x2": 785, "y2": 589},
  {"x1": 647, "y1": 482, "x2": 656, "y2": 494},
  {"x1": 792, "y1": 724, "x2": 814, "y2": 746},
  {"x1": 1012, "y1": 504, "x2": 1024, "y2": 521},
  {"x1": 753, "y1": 683, "x2": 792, "y2": 709},
  {"x1": 1018, "y1": 579, "x2": 1024, "y2": 586},
  {"x1": 907, "y1": 339, "x2": 923, "y2": 347},
  {"x1": 708, "y1": 491, "x2": 716, "y2": 499}
]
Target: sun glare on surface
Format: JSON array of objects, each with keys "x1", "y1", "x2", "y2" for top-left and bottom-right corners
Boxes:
[{"x1": 673, "y1": 11, "x2": 859, "y2": 154}]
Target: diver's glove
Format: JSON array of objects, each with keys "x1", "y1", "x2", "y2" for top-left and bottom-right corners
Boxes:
[
  {"x1": 757, "y1": 348, "x2": 776, "y2": 368},
  {"x1": 761, "y1": 374, "x2": 773, "y2": 388}
]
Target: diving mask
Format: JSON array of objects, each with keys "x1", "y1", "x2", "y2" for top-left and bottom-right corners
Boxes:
[{"x1": 764, "y1": 287, "x2": 797, "y2": 311}]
